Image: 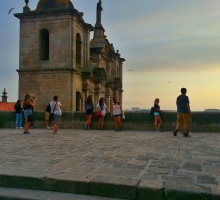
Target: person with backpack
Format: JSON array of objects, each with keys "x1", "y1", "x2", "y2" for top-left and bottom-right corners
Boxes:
[
  {"x1": 50, "y1": 95, "x2": 62, "y2": 134},
  {"x1": 153, "y1": 98, "x2": 163, "y2": 132},
  {"x1": 45, "y1": 103, "x2": 53, "y2": 129}
]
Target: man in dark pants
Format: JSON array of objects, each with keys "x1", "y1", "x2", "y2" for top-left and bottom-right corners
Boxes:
[{"x1": 173, "y1": 88, "x2": 192, "y2": 137}]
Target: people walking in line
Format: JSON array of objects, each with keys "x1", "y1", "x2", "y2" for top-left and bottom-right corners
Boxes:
[
  {"x1": 84, "y1": 95, "x2": 94, "y2": 130},
  {"x1": 97, "y1": 98, "x2": 107, "y2": 130},
  {"x1": 111, "y1": 97, "x2": 123, "y2": 131},
  {"x1": 50, "y1": 96, "x2": 62, "y2": 134},
  {"x1": 14, "y1": 99, "x2": 23, "y2": 129},
  {"x1": 23, "y1": 93, "x2": 36, "y2": 134},
  {"x1": 153, "y1": 98, "x2": 163, "y2": 132},
  {"x1": 173, "y1": 88, "x2": 192, "y2": 137},
  {"x1": 45, "y1": 103, "x2": 53, "y2": 129}
]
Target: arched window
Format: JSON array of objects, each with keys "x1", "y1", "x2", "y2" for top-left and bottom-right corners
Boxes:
[
  {"x1": 76, "y1": 33, "x2": 81, "y2": 65},
  {"x1": 39, "y1": 29, "x2": 49, "y2": 60}
]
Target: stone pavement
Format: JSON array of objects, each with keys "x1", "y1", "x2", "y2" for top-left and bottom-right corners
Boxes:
[{"x1": 0, "y1": 129, "x2": 219, "y2": 199}]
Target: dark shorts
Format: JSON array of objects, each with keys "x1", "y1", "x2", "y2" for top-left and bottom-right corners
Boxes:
[
  {"x1": 113, "y1": 114, "x2": 121, "y2": 117},
  {"x1": 24, "y1": 109, "x2": 33, "y2": 122},
  {"x1": 53, "y1": 114, "x2": 61, "y2": 125},
  {"x1": 86, "y1": 109, "x2": 93, "y2": 115}
]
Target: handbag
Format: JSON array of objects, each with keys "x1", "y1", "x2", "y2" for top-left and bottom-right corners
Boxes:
[
  {"x1": 96, "y1": 104, "x2": 103, "y2": 117},
  {"x1": 50, "y1": 102, "x2": 57, "y2": 120},
  {"x1": 96, "y1": 110, "x2": 101, "y2": 117}
]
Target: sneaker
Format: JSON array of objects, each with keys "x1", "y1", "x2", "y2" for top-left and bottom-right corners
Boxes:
[
  {"x1": 23, "y1": 132, "x2": 30, "y2": 134},
  {"x1": 84, "y1": 127, "x2": 88, "y2": 130},
  {"x1": 157, "y1": 129, "x2": 162, "y2": 132},
  {"x1": 181, "y1": 131, "x2": 191, "y2": 135},
  {"x1": 173, "y1": 129, "x2": 178, "y2": 136},
  {"x1": 16, "y1": 127, "x2": 19, "y2": 129},
  {"x1": 47, "y1": 127, "x2": 51, "y2": 129},
  {"x1": 18, "y1": 127, "x2": 23, "y2": 129},
  {"x1": 115, "y1": 129, "x2": 118, "y2": 132},
  {"x1": 183, "y1": 133, "x2": 191, "y2": 137}
]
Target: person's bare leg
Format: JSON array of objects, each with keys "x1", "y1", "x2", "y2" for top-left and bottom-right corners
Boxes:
[
  {"x1": 101, "y1": 116, "x2": 104, "y2": 129},
  {"x1": 53, "y1": 124, "x2": 58, "y2": 133}
]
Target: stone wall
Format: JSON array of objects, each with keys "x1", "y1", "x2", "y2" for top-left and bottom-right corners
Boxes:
[{"x1": 1, "y1": 111, "x2": 220, "y2": 132}]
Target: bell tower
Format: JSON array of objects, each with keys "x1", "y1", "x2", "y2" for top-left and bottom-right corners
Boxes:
[{"x1": 14, "y1": 0, "x2": 93, "y2": 111}]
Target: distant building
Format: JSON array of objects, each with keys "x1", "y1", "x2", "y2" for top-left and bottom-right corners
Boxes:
[
  {"x1": 140, "y1": 109, "x2": 148, "y2": 112},
  {"x1": 131, "y1": 107, "x2": 140, "y2": 112},
  {"x1": 0, "y1": 89, "x2": 15, "y2": 111},
  {"x1": 204, "y1": 109, "x2": 220, "y2": 112}
]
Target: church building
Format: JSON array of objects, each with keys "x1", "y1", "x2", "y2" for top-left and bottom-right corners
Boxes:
[{"x1": 14, "y1": 0, "x2": 125, "y2": 111}]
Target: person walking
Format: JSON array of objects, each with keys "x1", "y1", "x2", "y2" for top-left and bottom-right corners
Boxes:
[
  {"x1": 14, "y1": 99, "x2": 23, "y2": 129},
  {"x1": 111, "y1": 97, "x2": 123, "y2": 131},
  {"x1": 153, "y1": 98, "x2": 163, "y2": 132},
  {"x1": 173, "y1": 88, "x2": 192, "y2": 137},
  {"x1": 23, "y1": 93, "x2": 36, "y2": 134},
  {"x1": 97, "y1": 98, "x2": 107, "y2": 130},
  {"x1": 50, "y1": 96, "x2": 62, "y2": 134},
  {"x1": 84, "y1": 95, "x2": 94, "y2": 130}
]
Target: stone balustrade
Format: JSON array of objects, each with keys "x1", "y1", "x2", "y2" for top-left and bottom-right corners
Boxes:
[{"x1": 0, "y1": 111, "x2": 220, "y2": 132}]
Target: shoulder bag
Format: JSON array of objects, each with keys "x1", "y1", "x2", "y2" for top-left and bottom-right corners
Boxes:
[{"x1": 49, "y1": 102, "x2": 57, "y2": 121}]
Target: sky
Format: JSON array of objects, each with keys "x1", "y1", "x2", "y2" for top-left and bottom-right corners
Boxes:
[{"x1": 1, "y1": 0, "x2": 220, "y2": 111}]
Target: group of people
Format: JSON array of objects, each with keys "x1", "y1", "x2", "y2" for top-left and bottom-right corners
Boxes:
[
  {"x1": 84, "y1": 95, "x2": 123, "y2": 131},
  {"x1": 14, "y1": 87, "x2": 191, "y2": 136},
  {"x1": 153, "y1": 87, "x2": 192, "y2": 137},
  {"x1": 14, "y1": 94, "x2": 62, "y2": 134},
  {"x1": 14, "y1": 94, "x2": 124, "y2": 133}
]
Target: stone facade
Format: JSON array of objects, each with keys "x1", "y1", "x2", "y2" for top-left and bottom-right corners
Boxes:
[{"x1": 14, "y1": 0, "x2": 125, "y2": 111}]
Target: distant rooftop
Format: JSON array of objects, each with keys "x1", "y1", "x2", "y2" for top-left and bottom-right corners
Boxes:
[
  {"x1": 0, "y1": 88, "x2": 15, "y2": 111},
  {"x1": 0, "y1": 102, "x2": 15, "y2": 111}
]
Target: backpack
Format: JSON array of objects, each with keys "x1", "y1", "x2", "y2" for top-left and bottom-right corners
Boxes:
[{"x1": 150, "y1": 107, "x2": 155, "y2": 115}]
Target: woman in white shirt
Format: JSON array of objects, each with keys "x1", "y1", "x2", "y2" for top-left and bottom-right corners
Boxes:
[
  {"x1": 50, "y1": 95, "x2": 62, "y2": 134},
  {"x1": 97, "y1": 98, "x2": 107, "y2": 130},
  {"x1": 111, "y1": 97, "x2": 123, "y2": 131}
]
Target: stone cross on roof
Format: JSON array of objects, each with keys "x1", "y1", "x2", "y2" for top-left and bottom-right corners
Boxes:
[{"x1": 96, "y1": 0, "x2": 103, "y2": 26}]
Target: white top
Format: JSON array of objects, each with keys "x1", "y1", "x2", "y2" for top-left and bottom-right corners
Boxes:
[
  {"x1": 112, "y1": 103, "x2": 121, "y2": 115},
  {"x1": 97, "y1": 103, "x2": 107, "y2": 116},
  {"x1": 50, "y1": 101, "x2": 62, "y2": 115}
]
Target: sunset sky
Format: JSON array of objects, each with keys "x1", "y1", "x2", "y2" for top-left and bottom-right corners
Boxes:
[{"x1": 0, "y1": 0, "x2": 220, "y2": 111}]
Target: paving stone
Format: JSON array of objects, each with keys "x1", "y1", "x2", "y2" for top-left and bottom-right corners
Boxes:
[
  {"x1": 197, "y1": 175, "x2": 218, "y2": 185},
  {"x1": 44, "y1": 172, "x2": 96, "y2": 194},
  {"x1": 137, "y1": 180, "x2": 164, "y2": 200},
  {"x1": 0, "y1": 186, "x2": 123, "y2": 200},
  {"x1": 165, "y1": 182, "x2": 213, "y2": 200},
  {"x1": 90, "y1": 176, "x2": 139, "y2": 199}
]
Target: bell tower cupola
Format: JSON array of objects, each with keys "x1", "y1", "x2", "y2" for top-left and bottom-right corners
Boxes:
[{"x1": 36, "y1": 0, "x2": 74, "y2": 11}]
